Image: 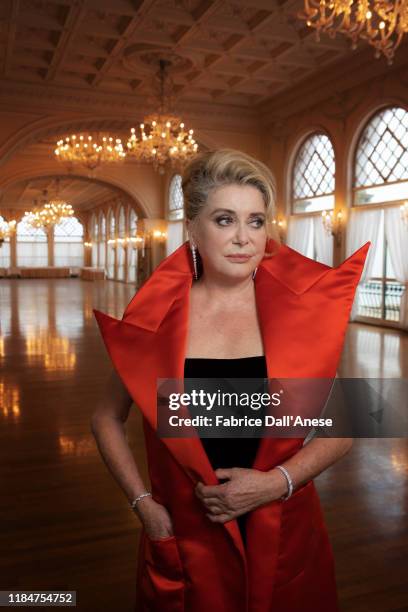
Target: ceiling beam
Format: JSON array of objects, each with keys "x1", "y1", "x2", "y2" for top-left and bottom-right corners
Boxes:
[
  {"x1": 3, "y1": 0, "x2": 19, "y2": 77},
  {"x1": 90, "y1": 0, "x2": 155, "y2": 87},
  {"x1": 46, "y1": 3, "x2": 89, "y2": 81}
]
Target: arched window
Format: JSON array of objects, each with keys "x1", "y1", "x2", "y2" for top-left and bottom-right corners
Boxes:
[
  {"x1": 348, "y1": 107, "x2": 408, "y2": 327},
  {"x1": 117, "y1": 205, "x2": 126, "y2": 281},
  {"x1": 287, "y1": 133, "x2": 335, "y2": 265},
  {"x1": 0, "y1": 216, "x2": 11, "y2": 268},
  {"x1": 90, "y1": 213, "x2": 98, "y2": 267},
  {"x1": 354, "y1": 106, "x2": 408, "y2": 205},
  {"x1": 168, "y1": 175, "x2": 184, "y2": 220},
  {"x1": 128, "y1": 208, "x2": 138, "y2": 284},
  {"x1": 292, "y1": 133, "x2": 335, "y2": 213},
  {"x1": 54, "y1": 217, "x2": 84, "y2": 268},
  {"x1": 167, "y1": 174, "x2": 185, "y2": 256},
  {"x1": 16, "y1": 218, "x2": 48, "y2": 267},
  {"x1": 107, "y1": 209, "x2": 115, "y2": 279},
  {"x1": 98, "y1": 212, "x2": 106, "y2": 271}
]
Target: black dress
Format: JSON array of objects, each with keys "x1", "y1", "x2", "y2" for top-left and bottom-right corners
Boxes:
[{"x1": 184, "y1": 356, "x2": 267, "y2": 545}]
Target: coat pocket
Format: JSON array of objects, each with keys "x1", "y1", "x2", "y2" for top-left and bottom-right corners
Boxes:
[
  {"x1": 141, "y1": 534, "x2": 185, "y2": 612},
  {"x1": 274, "y1": 480, "x2": 319, "y2": 588}
]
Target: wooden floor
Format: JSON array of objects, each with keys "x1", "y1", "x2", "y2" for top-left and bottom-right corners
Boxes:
[{"x1": 0, "y1": 278, "x2": 407, "y2": 612}]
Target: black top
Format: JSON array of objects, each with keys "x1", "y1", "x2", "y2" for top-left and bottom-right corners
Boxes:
[{"x1": 184, "y1": 355, "x2": 267, "y2": 544}]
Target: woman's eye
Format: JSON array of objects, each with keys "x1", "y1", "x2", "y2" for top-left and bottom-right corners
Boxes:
[
  {"x1": 214, "y1": 216, "x2": 265, "y2": 227},
  {"x1": 215, "y1": 216, "x2": 233, "y2": 226}
]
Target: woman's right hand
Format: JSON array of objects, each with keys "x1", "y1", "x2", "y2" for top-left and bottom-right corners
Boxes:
[{"x1": 134, "y1": 497, "x2": 175, "y2": 540}]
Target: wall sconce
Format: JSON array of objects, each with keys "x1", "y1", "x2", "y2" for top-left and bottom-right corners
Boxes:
[
  {"x1": 322, "y1": 209, "x2": 343, "y2": 246},
  {"x1": 400, "y1": 201, "x2": 408, "y2": 228},
  {"x1": 107, "y1": 238, "x2": 116, "y2": 247},
  {"x1": 84, "y1": 241, "x2": 92, "y2": 248},
  {"x1": 272, "y1": 217, "x2": 285, "y2": 240}
]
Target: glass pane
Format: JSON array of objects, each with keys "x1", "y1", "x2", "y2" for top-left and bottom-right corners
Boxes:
[
  {"x1": 385, "y1": 281, "x2": 404, "y2": 322},
  {"x1": 54, "y1": 242, "x2": 84, "y2": 267},
  {"x1": 108, "y1": 211, "x2": 115, "y2": 238},
  {"x1": 117, "y1": 245, "x2": 125, "y2": 280},
  {"x1": 357, "y1": 280, "x2": 383, "y2": 318},
  {"x1": 169, "y1": 208, "x2": 184, "y2": 221},
  {"x1": 355, "y1": 106, "x2": 408, "y2": 189},
  {"x1": 354, "y1": 181, "x2": 408, "y2": 205},
  {"x1": 355, "y1": 208, "x2": 405, "y2": 323},
  {"x1": 169, "y1": 175, "x2": 184, "y2": 220},
  {"x1": 292, "y1": 133, "x2": 335, "y2": 202},
  {"x1": 129, "y1": 209, "x2": 138, "y2": 233},
  {"x1": 107, "y1": 245, "x2": 115, "y2": 278},
  {"x1": 100, "y1": 215, "x2": 106, "y2": 238},
  {"x1": 127, "y1": 245, "x2": 138, "y2": 283},
  {"x1": 54, "y1": 217, "x2": 84, "y2": 240},
  {"x1": 0, "y1": 240, "x2": 11, "y2": 267},
  {"x1": 118, "y1": 207, "x2": 126, "y2": 237},
  {"x1": 293, "y1": 194, "x2": 334, "y2": 213}
]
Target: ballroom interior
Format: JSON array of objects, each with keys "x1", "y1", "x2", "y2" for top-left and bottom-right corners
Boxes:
[{"x1": 0, "y1": 1, "x2": 407, "y2": 611}]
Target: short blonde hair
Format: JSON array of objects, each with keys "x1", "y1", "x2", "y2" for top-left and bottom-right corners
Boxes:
[{"x1": 181, "y1": 149, "x2": 280, "y2": 254}]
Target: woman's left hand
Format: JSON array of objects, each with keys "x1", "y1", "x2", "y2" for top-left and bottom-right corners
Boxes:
[{"x1": 195, "y1": 467, "x2": 286, "y2": 523}]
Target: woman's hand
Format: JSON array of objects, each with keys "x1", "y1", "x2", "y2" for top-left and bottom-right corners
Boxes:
[
  {"x1": 134, "y1": 497, "x2": 175, "y2": 540},
  {"x1": 195, "y1": 467, "x2": 287, "y2": 524}
]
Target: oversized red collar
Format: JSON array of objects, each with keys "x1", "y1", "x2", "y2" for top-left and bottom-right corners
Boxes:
[{"x1": 93, "y1": 237, "x2": 370, "y2": 558}]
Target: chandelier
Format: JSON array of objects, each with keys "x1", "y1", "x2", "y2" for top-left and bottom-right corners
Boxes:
[
  {"x1": 24, "y1": 184, "x2": 75, "y2": 230},
  {"x1": 298, "y1": 1, "x2": 408, "y2": 64},
  {"x1": 55, "y1": 132, "x2": 126, "y2": 170},
  {"x1": 126, "y1": 59, "x2": 198, "y2": 174},
  {"x1": 0, "y1": 218, "x2": 16, "y2": 246}
]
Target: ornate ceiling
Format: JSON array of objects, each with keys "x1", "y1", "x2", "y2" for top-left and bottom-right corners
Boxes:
[
  {"x1": 1, "y1": 0, "x2": 407, "y2": 216},
  {"x1": 1, "y1": 176, "x2": 124, "y2": 214},
  {"x1": 0, "y1": 0, "x2": 353, "y2": 109}
]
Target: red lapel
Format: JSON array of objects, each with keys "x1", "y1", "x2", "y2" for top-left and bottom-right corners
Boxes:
[{"x1": 93, "y1": 237, "x2": 370, "y2": 563}]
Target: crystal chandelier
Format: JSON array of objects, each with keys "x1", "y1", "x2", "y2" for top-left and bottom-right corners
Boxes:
[
  {"x1": 298, "y1": 1, "x2": 408, "y2": 64},
  {"x1": 126, "y1": 59, "x2": 198, "y2": 174},
  {"x1": 24, "y1": 184, "x2": 75, "y2": 230},
  {"x1": 55, "y1": 132, "x2": 126, "y2": 170}
]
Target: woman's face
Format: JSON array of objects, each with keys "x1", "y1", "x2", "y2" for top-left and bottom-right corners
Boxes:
[{"x1": 187, "y1": 183, "x2": 268, "y2": 281}]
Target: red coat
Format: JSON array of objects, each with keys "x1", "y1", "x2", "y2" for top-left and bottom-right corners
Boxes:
[{"x1": 94, "y1": 238, "x2": 370, "y2": 612}]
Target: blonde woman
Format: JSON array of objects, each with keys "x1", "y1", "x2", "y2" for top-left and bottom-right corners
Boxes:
[{"x1": 92, "y1": 149, "x2": 370, "y2": 611}]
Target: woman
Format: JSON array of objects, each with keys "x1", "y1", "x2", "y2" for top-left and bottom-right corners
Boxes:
[{"x1": 91, "y1": 149, "x2": 370, "y2": 612}]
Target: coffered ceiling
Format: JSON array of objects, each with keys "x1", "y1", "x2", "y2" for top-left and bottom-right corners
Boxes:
[
  {"x1": 1, "y1": 0, "x2": 407, "y2": 216},
  {"x1": 0, "y1": 0, "x2": 354, "y2": 110}
]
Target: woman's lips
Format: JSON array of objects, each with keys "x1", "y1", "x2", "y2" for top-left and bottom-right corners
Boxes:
[{"x1": 225, "y1": 255, "x2": 252, "y2": 261}]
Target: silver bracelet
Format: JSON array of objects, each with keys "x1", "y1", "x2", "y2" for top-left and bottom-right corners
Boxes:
[
  {"x1": 130, "y1": 491, "x2": 152, "y2": 510},
  {"x1": 275, "y1": 465, "x2": 294, "y2": 501}
]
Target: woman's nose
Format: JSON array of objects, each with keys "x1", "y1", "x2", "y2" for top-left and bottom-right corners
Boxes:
[{"x1": 233, "y1": 223, "x2": 250, "y2": 244}]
